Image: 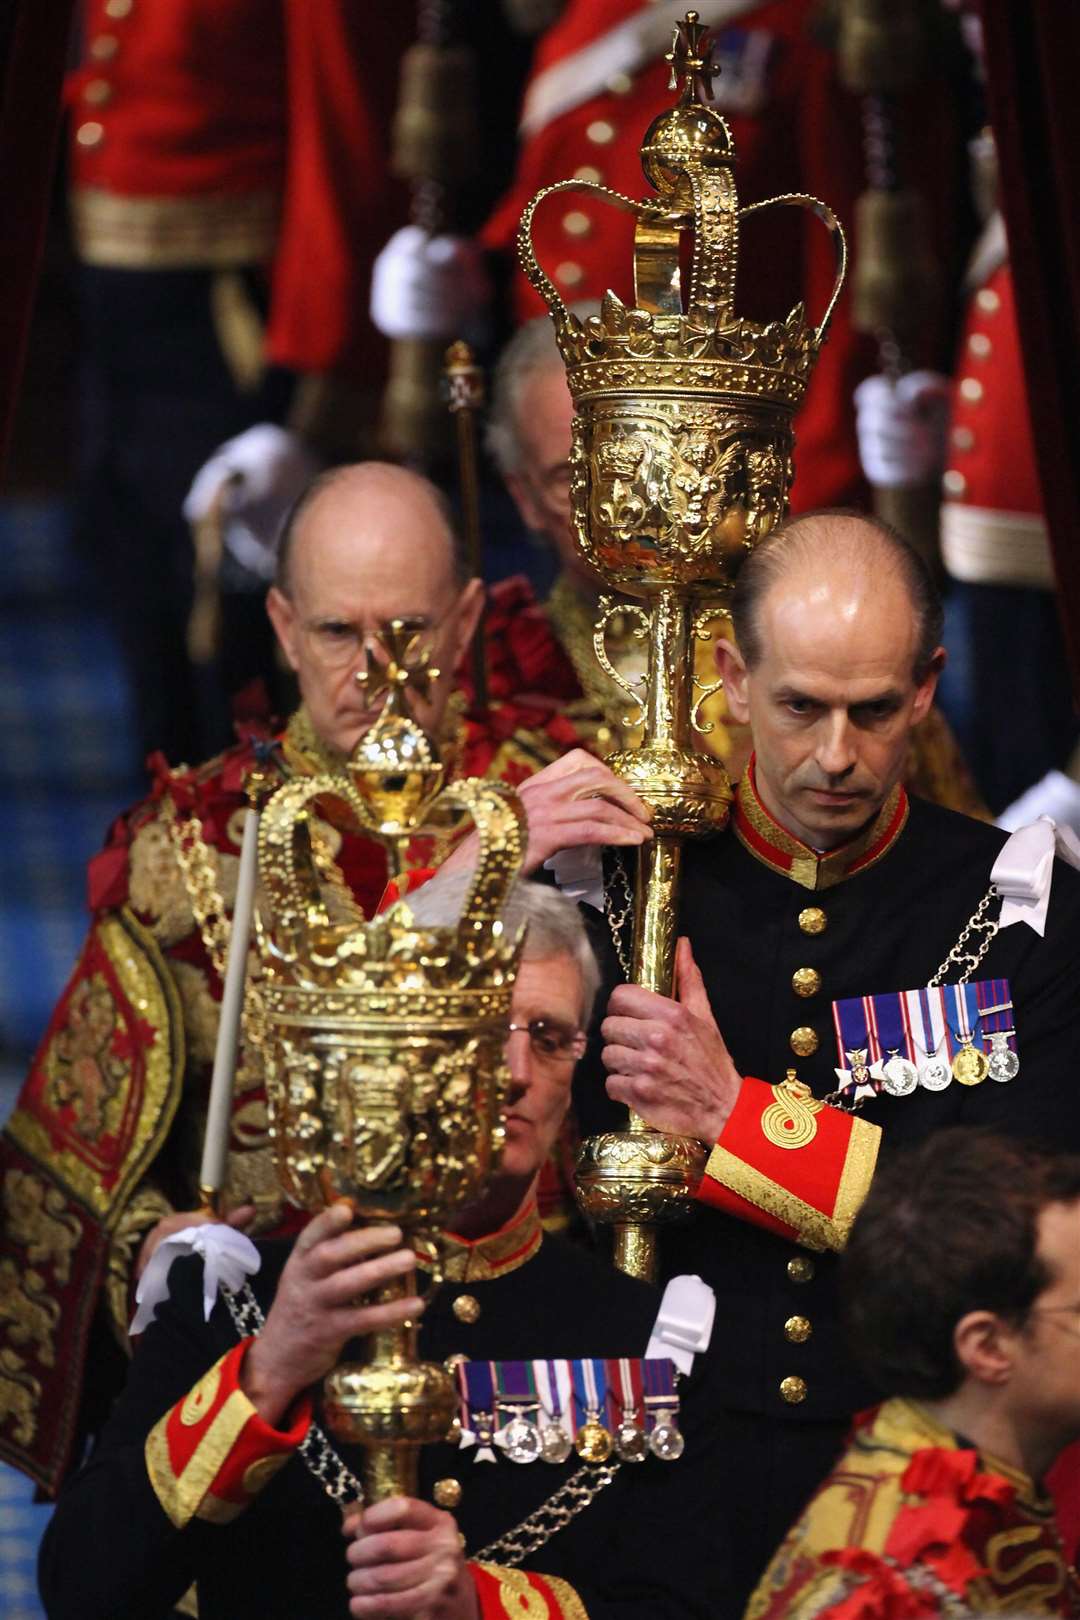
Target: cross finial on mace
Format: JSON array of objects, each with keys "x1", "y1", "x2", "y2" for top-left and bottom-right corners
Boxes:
[{"x1": 666, "y1": 10, "x2": 718, "y2": 104}]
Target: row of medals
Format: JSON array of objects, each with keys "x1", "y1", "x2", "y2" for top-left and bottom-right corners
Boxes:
[
  {"x1": 850, "y1": 1032, "x2": 1020, "y2": 1098},
  {"x1": 475, "y1": 1406, "x2": 684, "y2": 1466}
]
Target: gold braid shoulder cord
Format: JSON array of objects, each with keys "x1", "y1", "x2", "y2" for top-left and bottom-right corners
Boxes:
[{"x1": 221, "y1": 1283, "x2": 621, "y2": 1558}]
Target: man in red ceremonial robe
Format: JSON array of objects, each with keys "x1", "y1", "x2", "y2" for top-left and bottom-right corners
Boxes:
[
  {"x1": 0, "y1": 462, "x2": 624, "y2": 1497},
  {"x1": 747, "y1": 1131, "x2": 1080, "y2": 1620}
]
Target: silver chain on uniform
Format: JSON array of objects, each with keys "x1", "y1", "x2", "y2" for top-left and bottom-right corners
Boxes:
[
  {"x1": 221, "y1": 1282, "x2": 620, "y2": 1557},
  {"x1": 472, "y1": 1460, "x2": 621, "y2": 1566},
  {"x1": 603, "y1": 848, "x2": 636, "y2": 980},
  {"x1": 927, "y1": 885, "x2": 1000, "y2": 988},
  {"x1": 222, "y1": 1283, "x2": 364, "y2": 1510}
]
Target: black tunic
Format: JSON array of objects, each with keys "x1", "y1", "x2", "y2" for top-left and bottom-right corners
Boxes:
[
  {"x1": 39, "y1": 1233, "x2": 735, "y2": 1620},
  {"x1": 574, "y1": 794, "x2": 1080, "y2": 1586}
]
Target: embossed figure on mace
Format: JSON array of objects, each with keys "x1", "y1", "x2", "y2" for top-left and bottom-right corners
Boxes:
[
  {"x1": 255, "y1": 619, "x2": 527, "y2": 1500},
  {"x1": 518, "y1": 11, "x2": 846, "y2": 1279}
]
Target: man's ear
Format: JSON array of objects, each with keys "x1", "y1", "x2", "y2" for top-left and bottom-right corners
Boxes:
[
  {"x1": 448, "y1": 578, "x2": 486, "y2": 668},
  {"x1": 716, "y1": 637, "x2": 751, "y2": 725},
  {"x1": 953, "y1": 1309, "x2": 1015, "y2": 1388},
  {"x1": 911, "y1": 646, "x2": 946, "y2": 725},
  {"x1": 266, "y1": 586, "x2": 301, "y2": 673},
  {"x1": 504, "y1": 471, "x2": 543, "y2": 534}
]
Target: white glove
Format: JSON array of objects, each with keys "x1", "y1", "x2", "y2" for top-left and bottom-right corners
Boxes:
[
  {"x1": 183, "y1": 424, "x2": 321, "y2": 581},
  {"x1": 853, "y1": 370, "x2": 951, "y2": 489},
  {"x1": 131, "y1": 1223, "x2": 261, "y2": 1335},
  {"x1": 370, "y1": 225, "x2": 491, "y2": 341}
]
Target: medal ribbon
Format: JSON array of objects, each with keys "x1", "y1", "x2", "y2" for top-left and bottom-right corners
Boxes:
[
  {"x1": 832, "y1": 995, "x2": 871, "y2": 1066},
  {"x1": 533, "y1": 1359, "x2": 572, "y2": 1437},
  {"x1": 642, "y1": 1357, "x2": 677, "y2": 1432},
  {"x1": 872, "y1": 992, "x2": 908, "y2": 1059},
  {"x1": 906, "y1": 986, "x2": 948, "y2": 1063},
  {"x1": 576, "y1": 1357, "x2": 607, "y2": 1422},
  {"x1": 975, "y1": 976, "x2": 1016, "y2": 1045},
  {"x1": 944, "y1": 983, "x2": 982, "y2": 1052}
]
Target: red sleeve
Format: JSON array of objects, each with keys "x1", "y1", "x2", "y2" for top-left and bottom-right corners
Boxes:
[
  {"x1": 144, "y1": 1339, "x2": 311, "y2": 1528},
  {"x1": 266, "y1": 5, "x2": 411, "y2": 377},
  {"x1": 696, "y1": 1074, "x2": 880, "y2": 1252},
  {"x1": 471, "y1": 1562, "x2": 588, "y2": 1620},
  {"x1": 377, "y1": 868, "x2": 438, "y2": 914}
]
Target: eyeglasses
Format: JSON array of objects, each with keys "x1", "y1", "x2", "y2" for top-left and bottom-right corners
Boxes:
[
  {"x1": 300, "y1": 617, "x2": 441, "y2": 672},
  {"x1": 506, "y1": 1019, "x2": 587, "y2": 1064}
]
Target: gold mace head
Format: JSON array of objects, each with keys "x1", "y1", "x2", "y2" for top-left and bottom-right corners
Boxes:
[
  {"x1": 516, "y1": 9, "x2": 847, "y2": 600},
  {"x1": 253, "y1": 619, "x2": 529, "y2": 1236}
]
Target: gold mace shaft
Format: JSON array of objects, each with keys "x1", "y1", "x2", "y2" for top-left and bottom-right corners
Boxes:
[
  {"x1": 576, "y1": 580, "x2": 721, "y2": 1282},
  {"x1": 322, "y1": 1266, "x2": 457, "y2": 1504},
  {"x1": 444, "y1": 341, "x2": 488, "y2": 710}
]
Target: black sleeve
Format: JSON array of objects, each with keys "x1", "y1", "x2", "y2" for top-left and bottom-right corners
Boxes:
[{"x1": 38, "y1": 1257, "x2": 236, "y2": 1620}]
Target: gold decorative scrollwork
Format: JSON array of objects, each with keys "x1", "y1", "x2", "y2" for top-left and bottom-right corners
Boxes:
[
  {"x1": 0, "y1": 1348, "x2": 41, "y2": 1446},
  {"x1": 690, "y1": 605, "x2": 731, "y2": 735},
  {"x1": 2, "y1": 1171, "x2": 81, "y2": 1285},
  {"x1": 0, "y1": 1261, "x2": 60, "y2": 1368},
  {"x1": 592, "y1": 595, "x2": 649, "y2": 731}
]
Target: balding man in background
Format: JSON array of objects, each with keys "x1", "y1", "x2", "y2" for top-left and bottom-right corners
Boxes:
[
  {"x1": 0, "y1": 460, "x2": 644, "y2": 1499},
  {"x1": 463, "y1": 508, "x2": 1080, "y2": 1602}
]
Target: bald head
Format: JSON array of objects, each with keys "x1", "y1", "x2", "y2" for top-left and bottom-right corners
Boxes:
[
  {"x1": 731, "y1": 510, "x2": 944, "y2": 683},
  {"x1": 275, "y1": 462, "x2": 461, "y2": 601},
  {"x1": 265, "y1": 461, "x2": 484, "y2": 757}
]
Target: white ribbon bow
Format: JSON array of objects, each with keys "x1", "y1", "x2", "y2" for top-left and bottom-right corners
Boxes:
[
  {"x1": 991, "y1": 816, "x2": 1080, "y2": 939},
  {"x1": 645, "y1": 1274, "x2": 716, "y2": 1375},
  {"x1": 543, "y1": 845, "x2": 605, "y2": 911},
  {"x1": 131, "y1": 1224, "x2": 261, "y2": 1336}
]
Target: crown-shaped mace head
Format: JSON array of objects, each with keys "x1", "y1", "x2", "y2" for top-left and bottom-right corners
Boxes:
[{"x1": 517, "y1": 10, "x2": 847, "y2": 597}]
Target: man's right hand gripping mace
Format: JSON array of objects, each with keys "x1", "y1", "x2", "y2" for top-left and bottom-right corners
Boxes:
[{"x1": 518, "y1": 13, "x2": 846, "y2": 1279}]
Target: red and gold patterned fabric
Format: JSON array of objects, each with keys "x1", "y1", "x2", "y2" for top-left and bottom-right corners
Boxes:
[
  {"x1": 145, "y1": 1339, "x2": 309, "y2": 1529},
  {"x1": 746, "y1": 1398, "x2": 1080, "y2": 1619}
]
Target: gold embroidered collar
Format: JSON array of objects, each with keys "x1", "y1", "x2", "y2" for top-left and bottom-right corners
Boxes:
[
  {"x1": 434, "y1": 1199, "x2": 544, "y2": 1284},
  {"x1": 733, "y1": 757, "x2": 909, "y2": 892},
  {"x1": 873, "y1": 1399, "x2": 1050, "y2": 1514}
]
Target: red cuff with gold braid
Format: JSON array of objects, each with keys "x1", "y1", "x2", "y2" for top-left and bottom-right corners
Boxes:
[
  {"x1": 145, "y1": 1340, "x2": 311, "y2": 1528},
  {"x1": 377, "y1": 868, "x2": 437, "y2": 914},
  {"x1": 470, "y1": 1562, "x2": 589, "y2": 1620},
  {"x1": 695, "y1": 1074, "x2": 881, "y2": 1253}
]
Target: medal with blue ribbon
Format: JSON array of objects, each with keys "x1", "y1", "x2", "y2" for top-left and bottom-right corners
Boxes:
[
  {"x1": 975, "y1": 977, "x2": 1019, "y2": 1082},
  {"x1": 945, "y1": 983, "x2": 989, "y2": 1086},
  {"x1": 905, "y1": 987, "x2": 951, "y2": 1090},
  {"x1": 459, "y1": 1362, "x2": 498, "y2": 1461},
  {"x1": 872, "y1": 992, "x2": 920, "y2": 1097},
  {"x1": 534, "y1": 1359, "x2": 574, "y2": 1464},
  {"x1": 573, "y1": 1358, "x2": 613, "y2": 1463},
  {"x1": 832, "y1": 996, "x2": 884, "y2": 1100}
]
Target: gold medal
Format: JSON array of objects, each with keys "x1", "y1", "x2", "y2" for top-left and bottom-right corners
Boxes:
[
  {"x1": 575, "y1": 1414, "x2": 614, "y2": 1463},
  {"x1": 952, "y1": 1041, "x2": 989, "y2": 1086}
]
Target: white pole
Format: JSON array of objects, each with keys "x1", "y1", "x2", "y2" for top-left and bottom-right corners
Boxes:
[{"x1": 199, "y1": 807, "x2": 259, "y2": 1210}]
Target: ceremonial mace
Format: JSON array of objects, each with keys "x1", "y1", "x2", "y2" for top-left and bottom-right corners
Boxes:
[
  {"x1": 256, "y1": 627, "x2": 526, "y2": 1499},
  {"x1": 518, "y1": 13, "x2": 846, "y2": 1279}
]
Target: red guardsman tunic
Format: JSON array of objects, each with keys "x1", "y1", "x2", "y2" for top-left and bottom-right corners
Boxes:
[{"x1": 483, "y1": 0, "x2": 960, "y2": 514}]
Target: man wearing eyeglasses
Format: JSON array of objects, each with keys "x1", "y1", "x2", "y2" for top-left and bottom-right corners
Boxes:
[
  {"x1": 0, "y1": 460, "x2": 639, "y2": 1498},
  {"x1": 747, "y1": 1130, "x2": 1080, "y2": 1620},
  {"x1": 40, "y1": 879, "x2": 730, "y2": 1620}
]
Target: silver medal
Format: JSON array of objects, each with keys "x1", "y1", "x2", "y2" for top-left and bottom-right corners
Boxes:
[
  {"x1": 648, "y1": 1411, "x2": 684, "y2": 1461},
  {"x1": 988, "y1": 1034, "x2": 1020, "y2": 1083},
  {"x1": 539, "y1": 1422, "x2": 573, "y2": 1465},
  {"x1": 882, "y1": 1053, "x2": 919, "y2": 1097},
  {"x1": 919, "y1": 1055, "x2": 952, "y2": 1092},
  {"x1": 500, "y1": 1414, "x2": 541, "y2": 1465}
]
